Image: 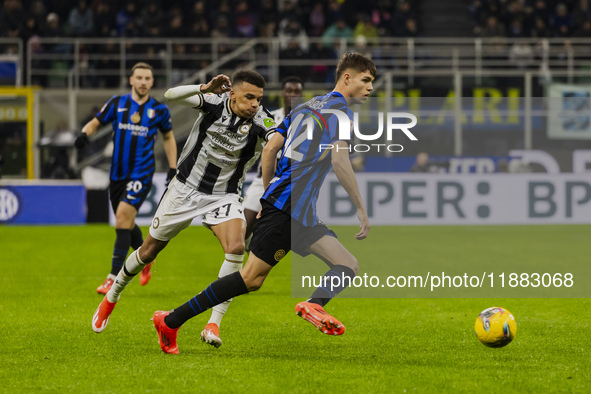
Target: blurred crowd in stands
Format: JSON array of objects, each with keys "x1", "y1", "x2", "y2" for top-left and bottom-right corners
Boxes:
[
  {"x1": 470, "y1": 0, "x2": 591, "y2": 38},
  {"x1": 0, "y1": 0, "x2": 420, "y2": 41}
]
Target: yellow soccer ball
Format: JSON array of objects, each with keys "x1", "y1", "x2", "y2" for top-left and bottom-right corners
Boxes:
[{"x1": 474, "y1": 307, "x2": 517, "y2": 348}]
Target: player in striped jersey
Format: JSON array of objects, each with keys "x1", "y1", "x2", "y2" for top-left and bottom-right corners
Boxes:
[
  {"x1": 75, "y1": 62, "x2": 177, "y2": 295},
  {"x1": 148, "y1": 53, "x2": 376, "y2": 354},
  {"x1": 92, "y1": 71, "x2": 277, "y2": 348},
  {"x1": 242, "y1": 76, "x2": 304, "y2": 244}
]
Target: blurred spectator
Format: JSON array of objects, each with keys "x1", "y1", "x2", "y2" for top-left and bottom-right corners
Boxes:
[
  {"x1": 190, "y1": 17, "x2": 210, "y2": 38},
  {"x1": 1, "y1": 0, "x2": 25, "y2": 38},
  {"x1": 95, "y1": 2, "x2": 116, "y2": 37},
  {"x1": 116, "y1": 2, "x2": 139, "y2": 37},
  {"x1": 575, "y1": 19, "x2": 591, "y2": 37},
  {"x1": 500, "y1": 1, "x2": 523, "y2": 29},
  {"x1": 325, "y1": 0, "x2": 343, "y2": 27},
  {"x1": 307, "y1": 3, "x2": 325, "y2": 37},
  {"x1": 279, "y1": 1, "x2": 298, "y2": 26},
  {"x1": 19, "y1": 14, "x2": 41, "y2": 42},
  {"x1": 507, "y1": 18, "x2": 525, "y2": 38},
  {"x1": 403, "y1": 18, "x2": 419, "y2": 37},
  {"x1": 573, "y1": 0, "x2": 591, "y2": 27},
  {"x1": 279, "y1": 17, "x2": 309, "y2": 50},
  {"x1": 550, "y1": 3, "x2": 574, "y2": 36},
  {"x1": 141, "y1": 1, "x2": 163, "y2": 36},
  {"x1": 68, "y1": 0, "x2": 94, "y2": 37},
  {"x1": 469, "y1": 0, "x2": 486, "y2": 29},
  {"x1": 354, "y1": 15, "x2": 378, "y2": 39},
  {"x1": 509, "y1": 40, "x2": 535, "y2": 69},
  {"x1": 190, "y1": 1, "x2": 209, "y2": 26},
  {"x1": 353, "y1": 35, "x2": 372, "y2": 58},
  {"x1": 211, "y1": 15, "x2": 231, "y2": 38},
  {"x1": 410, "y1": 152, "x2": 437, "y2": 173},
  {"x1": 392, "y1": 0, "x2": 417, "y2": 36},
  {"x1": 280, "y1": 40, "x2": 306, "y2": 80},
  {"x1": 165, "y1": 14, "x2": 184, "y2": 37},
  {"x1": 257, "y1": 0, "x2": 277, "y2": 28},
  {"x1": 309, "y1": 41, "x2": 337, "y2": 82},
  {"x1": 479, "y1": 15, "x2": 505, "y2": 37},
  {"x1": 29, "y1": 0, "x2": 47, "y2": 28},
  {"x1": 371, "y1": 0, "x2": 394, "y2": 36},
  {"x1": 322, "y1": 18, "x2": 353, "y2": 47},
  {"x1": 531, "y1": 17, "x2": 552, "y2": 38},
  {"x1": 232, "y1": 1, "x2": 256, "y2": 38},
  {"x1": 533, "y1": 0, "x2": 550, "y2": 22}
]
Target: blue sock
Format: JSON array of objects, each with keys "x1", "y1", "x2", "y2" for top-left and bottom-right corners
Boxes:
[
  {"x1": 110, "y1": 229, "x2": 131, "y2": 276},
  {"x1": 308, "y1": 265, "x2": 356, "y2": 307},
  {"x1": 165, "y1": 272, "x2": 248, "y2": 329}
]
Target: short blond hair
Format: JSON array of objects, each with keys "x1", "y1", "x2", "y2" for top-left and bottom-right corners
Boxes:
[{"x1": 131, "y1": 62, "x2": 153, "y2": 76}]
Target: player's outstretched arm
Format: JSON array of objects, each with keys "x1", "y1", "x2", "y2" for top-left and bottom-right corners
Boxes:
[
  {"x1": 164, "y1": 75, "x2": 231, "y2": 107},
  {"x1": 261, "y1": 133, "x2": 284, "y2": 189},
  {"x1": 75, "y1": 117, "x2": 101, "y2": 149},
  {"x1": 162, "y1": 129, "x2": 178, "y2": 176},
  {"x1": 331, "y1": 141, "x2": 370, "y2": 240}
]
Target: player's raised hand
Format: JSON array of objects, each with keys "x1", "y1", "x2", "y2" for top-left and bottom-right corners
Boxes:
[
  {"x1": 203, "y1": 74, "x2": 231, "y2": 94},
  {"x1": 355, "y1": 210, "x2": 370, "y2": 240}
]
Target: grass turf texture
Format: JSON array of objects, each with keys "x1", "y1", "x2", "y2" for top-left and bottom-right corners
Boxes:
[{"x1": 1, "y1": 225, "x2": 589, "y2": 392}]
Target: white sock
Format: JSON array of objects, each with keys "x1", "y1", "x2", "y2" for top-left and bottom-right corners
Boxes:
[
  {"x1": 107, "y1": 249, "x2": 147, "y2": 303},
  {"x1": 208, "y1": 254, "x2": 244, "y2": 327}
]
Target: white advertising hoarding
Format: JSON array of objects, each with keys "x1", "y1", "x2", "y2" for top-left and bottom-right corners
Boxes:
[{"x1": 113, "y1": 173, "x2": 591, "y2": 226}]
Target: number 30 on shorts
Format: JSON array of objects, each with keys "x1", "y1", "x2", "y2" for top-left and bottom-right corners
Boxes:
[{"x1": 126, "y1": 180, "x2": 143, "y2": 193}]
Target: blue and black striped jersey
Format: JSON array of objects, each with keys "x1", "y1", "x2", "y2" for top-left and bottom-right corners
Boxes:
[
  {"x1": 96, "y1": 93, "x2": 172, "y2": 181},
  {"x1": 262, "y1": 91, "x2": 353, "y2": 226}
]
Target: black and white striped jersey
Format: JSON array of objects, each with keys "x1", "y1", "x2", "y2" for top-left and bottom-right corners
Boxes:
[
  {"x1": 176, "y1": 92, "x2": 276, "y2": 195},
  {"x1": 255, "y1": 107, "x2": 286, "y2": 178}
]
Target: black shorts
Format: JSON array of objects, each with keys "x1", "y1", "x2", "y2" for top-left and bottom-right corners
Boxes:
[
  {"x1": 109, "y1": 177, "x2": 152, "y2": 212},
  {"x1": 249, "y1": 200, "x2": 337, "y2": 267}
]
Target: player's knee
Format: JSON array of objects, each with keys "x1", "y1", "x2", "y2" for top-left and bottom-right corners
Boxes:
[
  {"x1": 346, "y1": 256, "x2": 359, "y2": 276},
  {"x1": 226, "y1": 241, "x2": 245, "y2": 256}
]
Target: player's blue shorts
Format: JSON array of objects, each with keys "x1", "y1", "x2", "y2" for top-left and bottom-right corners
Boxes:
[{"x1": 109, "y1": 177, "x2": 152, "y2": 212}]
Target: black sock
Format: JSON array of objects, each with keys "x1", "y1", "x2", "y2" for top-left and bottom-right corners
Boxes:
[
  {"x1": 111, "y1": 229, "x2": 131, "y2": 276},
  {"x1": 130, "y1": 225, "x2": 143, "y2": 250},
  {"x1": 165, "y1": 271, "x2": 249, "y2": 329},
  {"x1": 308, "y1": 265, "x2": 356, "y2": 307}
]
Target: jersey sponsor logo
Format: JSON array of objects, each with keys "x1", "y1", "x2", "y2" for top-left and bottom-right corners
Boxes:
[
  {"x1": 210, "y1": 134, "x2": 238, "y2": 151},
  {"x1": 0, "y1": 187, "x2": 22, "y2": 223},
  {"x1": 117, "y1": 108, "x2": 128, "y2": 112},
  {"x1": 118, "y1": 122, "x2": 150, "y2": 136},
  {"x1": 274, "y1": 249, "x2": 286, "y2": 262}
]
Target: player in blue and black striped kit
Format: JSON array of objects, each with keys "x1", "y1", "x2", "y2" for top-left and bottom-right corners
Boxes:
[
  {"x1": 75, "y1": 62, "x2": 177, "y2": 294},
  {"x1": 149, "y1": 53, "x2": 376, "y2": 354}
]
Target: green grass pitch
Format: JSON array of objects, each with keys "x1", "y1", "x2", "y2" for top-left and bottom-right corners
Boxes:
[{"x1": 1, "y1": 225, "x2": 589, "y2": 392}]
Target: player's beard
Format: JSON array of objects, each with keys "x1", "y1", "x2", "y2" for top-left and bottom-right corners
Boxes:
[{"x1": 133, "y1": 86, "x2": 149, "y2": 100}]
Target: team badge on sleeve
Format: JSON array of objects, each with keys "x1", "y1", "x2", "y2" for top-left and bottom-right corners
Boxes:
[{"x1": 263, "y1": 118, "x2": 276, "y2": 128}]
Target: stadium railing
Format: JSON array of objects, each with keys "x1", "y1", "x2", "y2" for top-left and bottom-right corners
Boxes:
[{"x1": 25, "y1": 37, "x2": 591, "y2": 90}]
